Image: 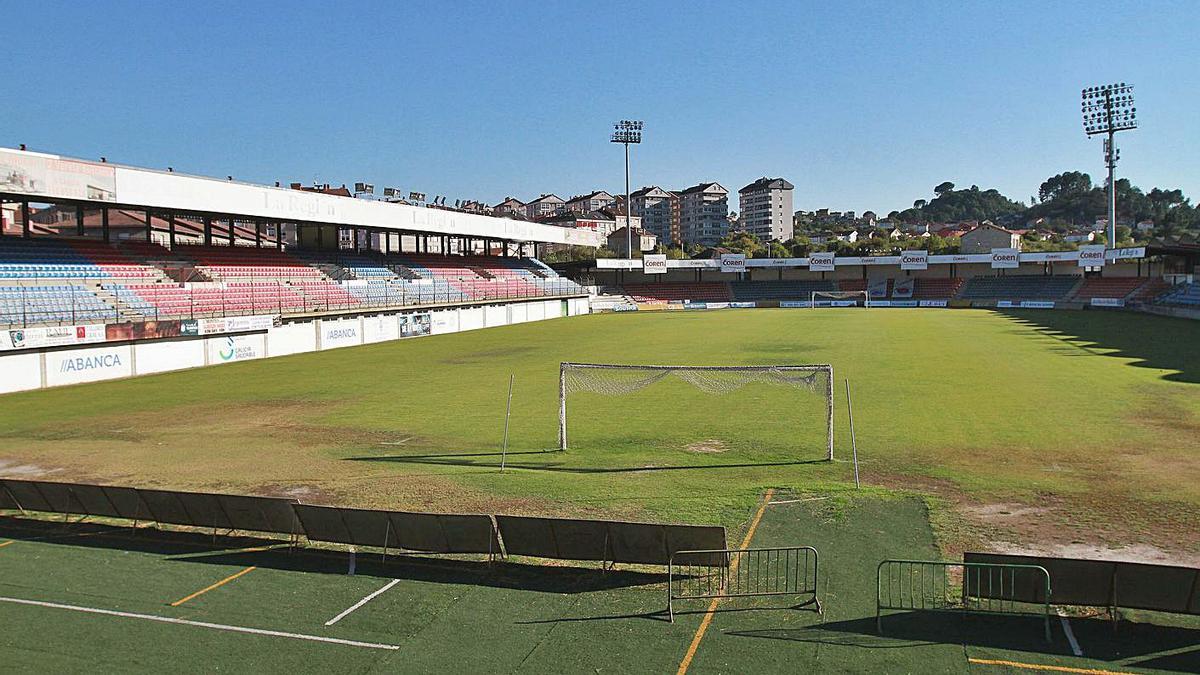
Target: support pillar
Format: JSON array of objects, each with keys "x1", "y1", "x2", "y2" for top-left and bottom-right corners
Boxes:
[
  {"x1": 101, "y1": 207, "x2": 110, "y2": 242},
  {"x1": 76, "y1": 204, "x2": 85, "y2": 237},
  {"x1": 22, "y1": 201, "x2": 31, "y2": 238},
  {"x1": 168, "y1": 213, "x2": 177, "y2": 249},
  {"x1": 203, "y1": 216, "x2": 212, "y2": 246}
]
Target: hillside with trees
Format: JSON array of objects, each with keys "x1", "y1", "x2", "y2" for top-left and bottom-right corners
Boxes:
[
  {"x1": 888, "y1": 174, "x2": 1196, "y2": 235},
  {"x1": 896, "y1": 182, "x2": 1026, "y2": 224}
]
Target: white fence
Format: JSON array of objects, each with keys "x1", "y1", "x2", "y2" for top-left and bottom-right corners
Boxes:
[{"x1": 0, "y1": 297, "x2": 589, "y2": 394}]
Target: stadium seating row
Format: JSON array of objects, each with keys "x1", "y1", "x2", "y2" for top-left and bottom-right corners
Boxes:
[
  {"x1": 958, "y1": 275, "x2": 1081, "y2": 300},
  {"x1": 0, "y1": 239, "x2": 583, "y2": 326},
  {"x1": 1158, "y1": 282, "x2": 1200, "y2": 307}
]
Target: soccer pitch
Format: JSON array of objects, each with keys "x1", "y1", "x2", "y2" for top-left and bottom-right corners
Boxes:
[
  {"x1": 1, "y1": 307, "x2": 1199, "y2": 671},
  {"x1": 1, "y1": 308, "x2": 1197, "y2": 552}
]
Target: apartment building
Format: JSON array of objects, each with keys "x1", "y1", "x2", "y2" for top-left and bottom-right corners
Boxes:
[
  {"x1": 678, "y1": 182, "x2": 729, "y2": 246},
  {"x1": 524, "y1": 194, "x2": 565, "y2": 220},
  {"x1": 629, "y1": 186, "x2": 678, "y2": 245},
  {"x1": 564, "y1": 190, "x2": 616, "y2": 214},
  {"x1": 738, "y1": 177, "x2": 794, "y2": 242}
]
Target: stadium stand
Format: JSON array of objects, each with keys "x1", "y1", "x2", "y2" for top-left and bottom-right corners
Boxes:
[
  {"x1": 0, "y1": 284, "x2": 115, "y2": 326},
  {"x1": 624, "y1": 282, "x2": 732, "y2": 302},
  {"x1": 1157, "y1": 282, "x2": 1200, "y2": 307},
  {"x1": 1129, "y1": 278, "x2": 1170, "y2": 303},
  {"x1": 178, "y1": 245, "x2": 325, "y2": 281},
  {"x1": 0, "y1": 239, "x2": 156, "y2": 280},
  {"x1": 729, "y1": 280, "x2": 835, "y2": 301},
  {"x1": 1071, "y1": 277, "x2": 1152, "y2": 301},
  {"x1": 0, "y1": 238, "x2": 583, "y2": 326},
  {"x1": 911, "y1": 277, "x2": 964, "y2": 299},
  {"x1": 958, "y1": 275, "x2": 1080, "y2": 300}
]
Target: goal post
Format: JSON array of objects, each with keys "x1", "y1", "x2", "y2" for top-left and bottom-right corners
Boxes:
[
  {"x1": 810, "y1": 290, "x2": 870, "y2": 308},
  {"x1": 559, "y1": 362, "x2": 834, "y2": 460}
]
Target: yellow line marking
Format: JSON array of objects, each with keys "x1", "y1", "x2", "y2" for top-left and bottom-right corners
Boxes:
[
  {"x1": 170, "y1": 566, "x2": 256, "y2": 607},
  {"x1": 676, "y1": 488, "x2": 774, "y2": 675},
  {"x1": 0, "y1": 540, "x2": 14, "y2": 549},
  {"x1": 968, "y1": 658, "x2": 1137, "y2": 675}
]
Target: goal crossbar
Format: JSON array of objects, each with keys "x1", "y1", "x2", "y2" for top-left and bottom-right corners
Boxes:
[{"x1": 559, "y1": 362, "x2": 834, "y2": 460}]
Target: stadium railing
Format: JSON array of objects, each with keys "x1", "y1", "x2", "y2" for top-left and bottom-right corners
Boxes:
[
  {"x1": 876, "y1": 558, "x2": 1053, "y2": 641},
  {"x1": 667, "y1": 545, "x2": 821, "y2": 621}
]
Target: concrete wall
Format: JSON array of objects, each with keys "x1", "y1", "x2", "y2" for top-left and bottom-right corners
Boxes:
[{"x1": 0, "y1": 296, "x2": 590, "y2": 395}]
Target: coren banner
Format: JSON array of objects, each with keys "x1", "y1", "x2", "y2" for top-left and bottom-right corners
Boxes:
[
  {"x1": 808, "y1": 252, "x2": 836, "y2": 272},
  {"x1": 900, "y1": 250, "x2": 928, "y2": 271},
  {"x1": 1078, "y1": 245, "x2": 1106, "y2": 267},
  {"x1": 719, "y1": 253, "x2": 746, "y2": 273},
  {"x1": 643, "y1": 254, "x2": 668, "y2": 274},
  {"x1": 990, "y1": 248, "x2": 1020, "y2": 269}
]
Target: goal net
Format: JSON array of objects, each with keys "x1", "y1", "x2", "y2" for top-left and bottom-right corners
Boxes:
[
  {"x1": 559, "y1": 363, "x2": 834, "y2": 460},
  {"x1": 811, "y1": 290, "x2": 870, "y2": 307}
]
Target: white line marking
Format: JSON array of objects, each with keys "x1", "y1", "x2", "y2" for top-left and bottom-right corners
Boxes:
[
  {"x1": 1057, "y1": 609, "x2": 1083, "y2": 656},
  {"x1": 0, "y1": 596, "x2": 400, "y2": 651},
  {"x1": 325, "y1": 579, "x2": 401, "y2": 626}
]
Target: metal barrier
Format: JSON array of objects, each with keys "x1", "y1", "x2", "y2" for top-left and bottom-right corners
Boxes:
[
  {"x1": 668, "y1": 546, "x2": 820, "y2": 622},
  {"x1": 876, "y1": 559, "x2": 1052, "y2": 641}
]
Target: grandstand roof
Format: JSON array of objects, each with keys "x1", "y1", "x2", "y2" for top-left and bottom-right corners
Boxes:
[
  {"x1": 0, "y1": 146, "x2": 601, "y2": 248},
  {"x1": 1147, "y1": 234, "x2": 1200, "y2": 264}
]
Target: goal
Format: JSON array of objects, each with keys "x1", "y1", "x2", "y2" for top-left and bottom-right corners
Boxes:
[
  {"x1": 811, "y1": 290, "x2": 870, "y2": 307},
  {"x1": 559, "y1": 363, "x2": 834, "y2": 460}
]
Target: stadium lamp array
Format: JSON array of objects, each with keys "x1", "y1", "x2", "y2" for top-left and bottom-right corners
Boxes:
[
  {"x1": 611, "y1": 119, "x2": 643, "y2": 144},
  {"x1": 1081, "y1": 83, "x2": 1137, "y2": 136}
]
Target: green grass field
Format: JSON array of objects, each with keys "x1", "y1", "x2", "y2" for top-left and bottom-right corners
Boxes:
[
  {"x1": 1, "y1": 307, "x2": 1199, "y2": 672},
  {"x1": 1, "y1": 308, "x2": 1197, "y2": 554}
]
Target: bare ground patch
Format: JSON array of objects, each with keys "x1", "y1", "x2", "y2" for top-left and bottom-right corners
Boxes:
[
  {"x1": 870, "y1": 468, "x2": 1200, "y2": 566},
  {"x1": 989, "y1": 541, "x2": 1200, "y2": 568},
  {"x1": 0, "y1": 460, "x2": 60, "y2": 478},
  {"x1": 685, "y1": 439, "x2": 728, "y2": 453}
]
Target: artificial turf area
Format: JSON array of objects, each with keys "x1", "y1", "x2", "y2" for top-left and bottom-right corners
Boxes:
[{"x1": 1, "y1": 494, "x2": 1196, "y2": 673}]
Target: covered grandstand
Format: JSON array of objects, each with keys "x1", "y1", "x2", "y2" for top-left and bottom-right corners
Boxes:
[
  {"x1": 0, "y1": 146, "x2": 597, "y2": 328},
  {"x1": 0, "y1": 146, "x2": 596, "y2": 393}
]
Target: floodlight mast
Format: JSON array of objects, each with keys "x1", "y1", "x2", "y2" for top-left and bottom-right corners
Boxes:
[
  {"x1": 611, "y1": 120, "x2": 643, "y2": 260},
  {"x1": 1081, "y1": 83, "x2": 1136, "y2": 251}
]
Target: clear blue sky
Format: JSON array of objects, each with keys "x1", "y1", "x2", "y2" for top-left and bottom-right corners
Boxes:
[{"x1": 3, "y1": 0, "x2": 1197, "y2": 215}]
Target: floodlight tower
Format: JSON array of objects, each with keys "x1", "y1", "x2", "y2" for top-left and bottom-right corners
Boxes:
[
  {"x1": 1081, "y1": 83, "x2": 1136, "y2": 249},
  {"x1": 611, "y1": 120, "x2": 643, "y2": 259}
]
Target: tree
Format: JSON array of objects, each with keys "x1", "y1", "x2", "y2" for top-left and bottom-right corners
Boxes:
[
  {"x1": 913, "y1": 199, "x2": 927, "y2": 210},
  {"x1": 716, "y1": 230, "x2": 765, "y2": 257},
  {"x1": 934, "y1": 181, "x2": 955, "y2": 197},
  {"x1": 915, "y1": 185, "x2": 1025, "y2": 224},
  {"x1": 767, "y1": 241, "x2": 790, "y2": 258}
]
